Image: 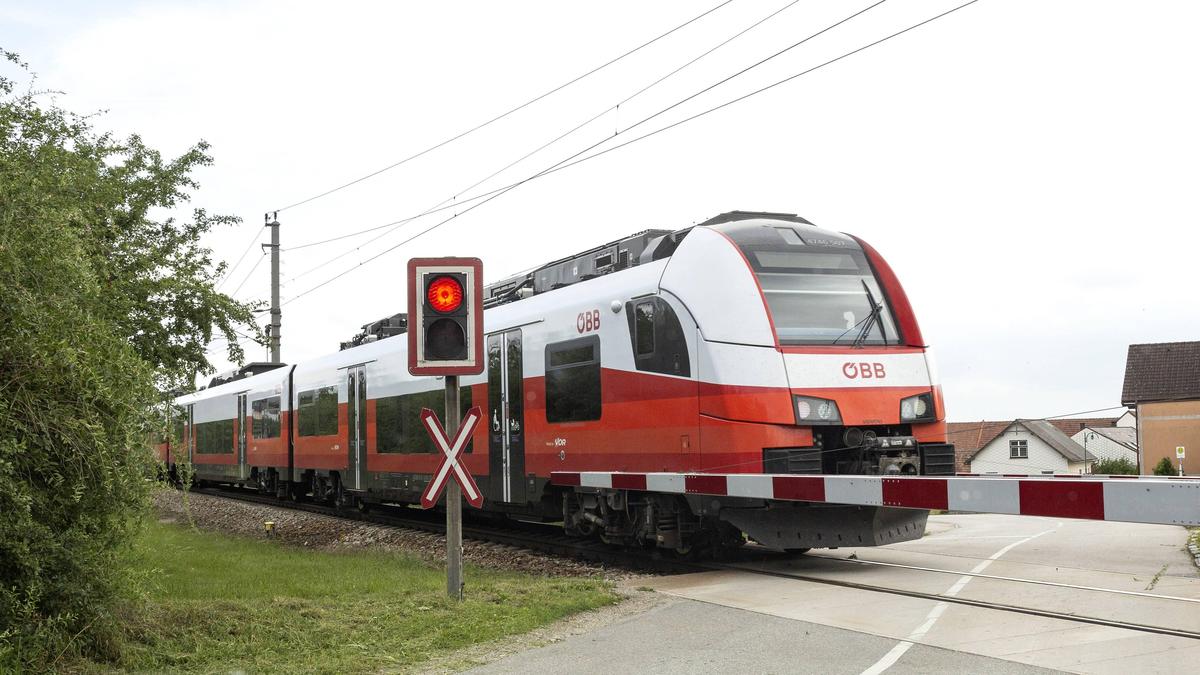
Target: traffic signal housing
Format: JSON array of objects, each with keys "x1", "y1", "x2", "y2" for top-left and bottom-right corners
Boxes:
[{"x1": 407, "y1": 257, "x2": 484, "y2": 376}]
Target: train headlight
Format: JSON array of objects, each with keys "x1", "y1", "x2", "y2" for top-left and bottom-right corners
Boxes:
[
  {"x1": 794, "y1": 396, "x2": 841, "y2": 425},
  {"x1": 899, "y1": 392, "x2": 935, "y2": 423}
]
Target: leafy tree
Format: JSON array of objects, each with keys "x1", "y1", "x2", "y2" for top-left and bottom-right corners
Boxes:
[
  {"x1": 1091, "y1": 457, "x2": 1137, "y2": 475},
  {"x1": 0, "y1": 50, "x2": 259, "y2": 668},
  {"x1": 1152, "y1": 457, "x2": 1176, "y2": 476}
]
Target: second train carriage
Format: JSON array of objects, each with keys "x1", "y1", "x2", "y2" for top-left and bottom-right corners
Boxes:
[{"x1": 172, "y1": 211, "x2": 956, "y2": 552}]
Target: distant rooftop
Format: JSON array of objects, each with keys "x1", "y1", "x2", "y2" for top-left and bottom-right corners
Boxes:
[{"x1": 1122, "y1": 341, "x2": 1200, "y2": 404}]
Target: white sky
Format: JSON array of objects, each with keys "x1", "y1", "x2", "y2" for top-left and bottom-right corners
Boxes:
[{"x1": 5, "y1": 0, "x2": 1198, "y2": 421}]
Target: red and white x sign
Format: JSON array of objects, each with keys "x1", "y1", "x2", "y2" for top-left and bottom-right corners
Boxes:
[{"x1": 419, "y1": 406, "x2": 485, "y2": 509}]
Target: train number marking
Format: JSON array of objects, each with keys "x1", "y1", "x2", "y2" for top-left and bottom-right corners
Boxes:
[
  {"x1": 843, "y1": 362, "x2": 887, "y2": 379},
  {"x1": 576, "y1": 309, "x2": 601, "y2": 333}
]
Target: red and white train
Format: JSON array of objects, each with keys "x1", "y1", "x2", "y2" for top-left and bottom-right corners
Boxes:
[{"x1": 163, "y1": 211, "x2": 957, "y2": 553}]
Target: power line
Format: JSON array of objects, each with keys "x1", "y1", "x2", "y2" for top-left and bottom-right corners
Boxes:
[
  {"x1": 216, "y1": 227, "x2": 263, "y2": 290},
  {"x1": 281, "y1": 0, "x2": 880, "y2": 286},
  {"x1": 1044, "y1": 406, "x2": 1127, "y2": 419},
  {"x1": 271, "y1": 0, "x2": 735, "y2": 214},
  {"x1": 285, "y1": 0, "x2": 803, "y2": 255},
  {"x1": 284, "y1": 0, "x2": 983, "y2": 305},
  {"x1": 230, "y1": 252, "x2": 267, "y2": 297}
]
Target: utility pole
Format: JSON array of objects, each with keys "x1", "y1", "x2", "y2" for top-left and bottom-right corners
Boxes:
[{"x1": 265, "y1": 212, "x2": 281, "y2": 363}]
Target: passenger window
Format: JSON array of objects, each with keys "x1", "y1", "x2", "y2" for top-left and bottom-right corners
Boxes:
[
  {"x1": 545, "y1": 336, "x2": 601, "y2": 423},
  {"x1": 625, "y1": 297, "x2": 690, "y2": 377},
  {"x1": 251, "y1": 396, "x2": 281, "y2": 439},
  {"x1": 375, "y1": 388, "x2": 474, "y2": 454},
  {"x1": 194, "y1": 419, "x2": 234, "y2": 454},
  {"x1": 298, "y1": 386, "x2": 338, "y2": 437}
]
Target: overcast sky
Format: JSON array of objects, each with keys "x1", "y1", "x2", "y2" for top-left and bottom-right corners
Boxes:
[{"x1": 5, "y1": 0, "x2": 1198, "y2": 421}]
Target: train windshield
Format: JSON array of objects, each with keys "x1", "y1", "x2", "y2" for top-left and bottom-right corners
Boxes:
[{"x1": 747, "y1": 249, "x2": 898, "y2": 345}]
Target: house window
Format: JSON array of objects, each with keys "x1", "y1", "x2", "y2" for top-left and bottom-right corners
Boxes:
[
  {"x1": 1010, "y1": 439, "x2": 1028, "y2": 459},
  {"x1": 545, "y1": 336, "x2": 601, "y2": 423}
]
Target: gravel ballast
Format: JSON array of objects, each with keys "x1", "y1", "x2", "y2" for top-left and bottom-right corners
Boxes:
[{"x1": 152, "y1": 489, "x2": 639, "y2": 579}]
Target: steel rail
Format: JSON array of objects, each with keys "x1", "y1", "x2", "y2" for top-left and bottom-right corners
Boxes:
[
  {"x1": 190, "y1": 486, "x2": 701, "y2": 574},
  {"x1": 699, "y1": 562, "x2": 1200, "y2": 641},
  {"x1": 798, "y1": 552, "x2": 1200, "y2": 604}
]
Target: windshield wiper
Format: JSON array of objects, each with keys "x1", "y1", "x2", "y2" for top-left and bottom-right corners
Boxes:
[{"x1": 852, "y1": 280, "x2": 887, "y2": 348}]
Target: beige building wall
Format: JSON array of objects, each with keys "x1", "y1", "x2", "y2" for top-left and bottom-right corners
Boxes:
[{"x1": 1137, "y1": 400, "x2": 1200, "y2": 475}]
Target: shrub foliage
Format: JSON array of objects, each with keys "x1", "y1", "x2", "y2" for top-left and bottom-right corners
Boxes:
[
  {"x1": 1090, "y1": 457, "x2": 1138, "y2": 475},
  {"x1": 0, "y1": 50, "x2": 257, "y2": 667},
  {"x1": 1152, "y1": 457, "x2": 1176, "y2": 476}
]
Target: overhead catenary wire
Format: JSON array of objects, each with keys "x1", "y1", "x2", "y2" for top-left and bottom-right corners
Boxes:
[
  {"x1": 230, "y1": 252, "x2": 267, "y2": 297},
  {"x1": 270, "y1": 0, "x2": 735, "y2": 214},
  {"x1": 285, "y1": 0, "x2": 804, "y2": 255},
  {"x1": 281, "y1": 0, "x2": 891, "y2": 290},
  {"x1": 284, "y1": 0, "x2": 983, "y2": 305},
  {"x1": 216, "y1": 227, "x2": 263, "y2": 290},
  {"x1": 282, "y1": 0, "x2": 887, "y2": 270}
]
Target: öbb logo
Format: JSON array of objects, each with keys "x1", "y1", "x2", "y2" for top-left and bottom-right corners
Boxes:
[{"x1": 843, "y1": 362, "x2": 886, "y2": 379}]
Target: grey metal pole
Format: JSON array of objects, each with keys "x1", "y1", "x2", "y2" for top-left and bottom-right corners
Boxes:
[
  {"x1": 267, "y1": 213, "x2": 281, "y2": 363},
  {"x1": 445, "y1": 375, "x2": 464, "y2": 600}
]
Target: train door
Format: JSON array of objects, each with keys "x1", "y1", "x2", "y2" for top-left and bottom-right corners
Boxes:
[
  {"x1": 236, "y1": 393, "x2": 248, "y2": 480},
  {"x1": 346, "y1": 365, "x2": 368, "y2": 491},
  {"x1": 488, "y1": 330, "x2": 526, "y2": 504}
]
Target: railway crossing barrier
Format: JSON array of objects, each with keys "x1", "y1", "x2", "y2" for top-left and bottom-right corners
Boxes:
[{"x1": 551, "y1": 472, "x2": 1200, "y2": 526}]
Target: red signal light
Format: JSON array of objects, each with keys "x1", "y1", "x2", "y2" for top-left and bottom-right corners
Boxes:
[{"x1": 427, "y1": 276, "x2": 463, "y2": 313}]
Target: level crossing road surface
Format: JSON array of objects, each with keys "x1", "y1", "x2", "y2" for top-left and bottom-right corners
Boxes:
[{"x1": 472, "y1": 515, "x2": 1198, "y2": 674}]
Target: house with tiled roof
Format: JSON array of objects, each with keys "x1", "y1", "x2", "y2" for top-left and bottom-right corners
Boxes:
[
  {"x1": 1071, "y1": 426, "x2": 1137, "y2": 466},
  {"x1": 965, "y1": 419, "x2": 1095, "y2": 475},
  {"x1": 1122, "y1": 341, "x2": 1200, "y2": 475},
  {"x1": 947, "y1": 417, "x2": 1116, "y2": 473}
]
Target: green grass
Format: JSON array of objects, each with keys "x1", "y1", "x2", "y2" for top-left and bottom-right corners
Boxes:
[{"x1": 101, "y1": 521, "x2": 616, "y2": 673}]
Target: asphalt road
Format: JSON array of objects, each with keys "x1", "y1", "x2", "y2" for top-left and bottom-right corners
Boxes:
[{"x1": 472, "y1": 515, "x2": 1198, "y2": 674}]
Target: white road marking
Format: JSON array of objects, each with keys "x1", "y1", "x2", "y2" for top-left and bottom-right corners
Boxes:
[{"x1": 858, "y1": 525, "x2": 1059, "y2": 674}]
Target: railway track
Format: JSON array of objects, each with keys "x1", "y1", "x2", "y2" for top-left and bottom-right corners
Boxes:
[
  {"x1": 701, "y1": 556, "x2": 1200, "y2": 641},
  {"x1": 191, "y1": 486, "x2": 714, "y2": 574},
  {"x1": 191, "y1": 487, "x2": 1200, "y2": 641}
]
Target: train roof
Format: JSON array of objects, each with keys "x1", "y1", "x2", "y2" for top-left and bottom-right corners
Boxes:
[{"x1": 481, "y1": 210, "x2": 849, "y2": 308}]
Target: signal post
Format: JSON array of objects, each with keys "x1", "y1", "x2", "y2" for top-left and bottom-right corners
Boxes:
[{"x1": 407, "y1": 257, "x2": 485, "y2": 600}]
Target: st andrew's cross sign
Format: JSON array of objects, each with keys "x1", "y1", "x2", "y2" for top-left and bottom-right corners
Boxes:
[{"x1": 419, "y1": 406, "x2": 484, "y2": 509}]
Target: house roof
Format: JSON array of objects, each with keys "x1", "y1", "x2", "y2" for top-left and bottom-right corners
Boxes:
[
  {"x1": 965, "y1": 419, "x2": 1093, "y2": 464},
  {"x1": 1122, "y1": 341, "x2": 1200, "y2": 404},
  {"x1": 1077, "y1": 426, "x2": 1138, "y2": 451},
  {"x1": 1045, "y1": 417, "x2": 1119, "y2": 437},
  {"x1": 948, "y1": 417, "x2": 1115, "y2": 455}
]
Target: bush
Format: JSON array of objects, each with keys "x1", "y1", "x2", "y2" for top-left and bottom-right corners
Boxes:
[
  {"x1": 1091, "y1": 457, "x2": 1138, "y2": 475},
  {"x1": 0, "y1": 50, "x2": 257, "y2": 669},
  {"x1": 1152, "y1": 457, "x2": 1177, "y2": 476}
]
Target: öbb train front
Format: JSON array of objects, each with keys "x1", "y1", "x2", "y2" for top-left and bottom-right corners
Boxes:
[{"x1": 558, "y1": 211, "x2": 954, "y2": 552}]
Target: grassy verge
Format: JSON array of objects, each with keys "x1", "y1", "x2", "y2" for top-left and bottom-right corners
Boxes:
[{"x1": 88, "y1": 521, "x2": 616, "y2": 673}]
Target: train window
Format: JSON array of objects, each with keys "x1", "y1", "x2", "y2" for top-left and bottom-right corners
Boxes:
[
  {"x1": 298, "y1": 386, "x2": 338, "y2": 437},
  {"x1": 634, "y1": 302, "x2": 655, "y2": 355},
  {"x1": 375, "y1": 388, "x2": 474, "y2": 454},
  {"x1": 625, "y1": 297, "x2": 690, "y2": 377},
  {"x1": 545, "y1": 336, "x2": 601, "y2": 423},
  {"x1": 251, "y1": 396, "x2": 281, "y2": 439},
  {"x1": 194, "y1": 419, "x2": 234, "y2": 454},
  {"x1": 746, "y1": 248, "x2": 900, "y2": 345}
]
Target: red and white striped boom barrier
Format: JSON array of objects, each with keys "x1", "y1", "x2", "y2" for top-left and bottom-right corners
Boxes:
[{"x1": 550, "y1": 472, "x2": 1200, "y2": 526}]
